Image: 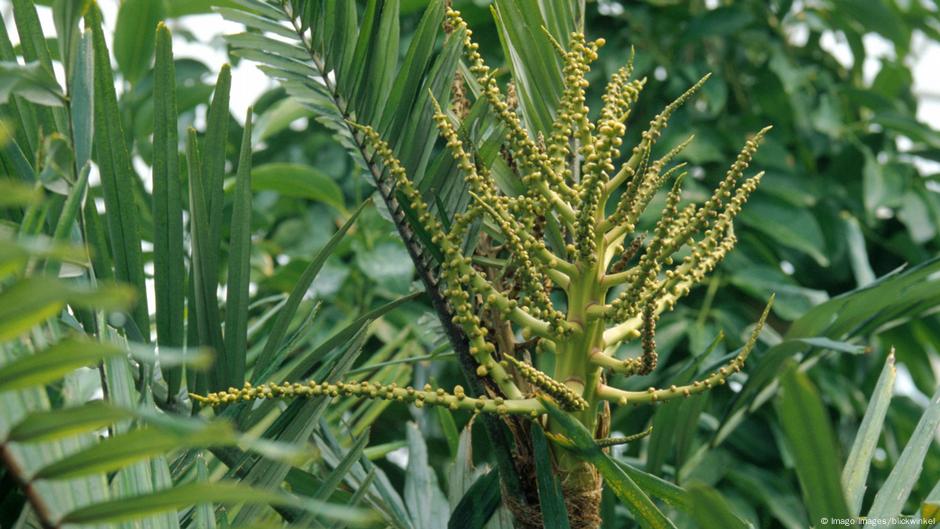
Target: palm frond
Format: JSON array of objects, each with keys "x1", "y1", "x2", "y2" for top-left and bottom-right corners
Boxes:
[{"x1": 0, "y1": 236, "x2": 370, "y2": 528}]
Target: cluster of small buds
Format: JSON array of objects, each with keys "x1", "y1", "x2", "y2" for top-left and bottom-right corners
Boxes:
[
  {"x1": 595, "y1": 426, "x2": 653, "y2": 448},
  {"x1": 245, "y1": 10, "x2": 779, "y2": 432},
  {"x1": 547, "y1": 31, "x2": 601, "y2": 167},
  {"x1": 663, "y1": 127, "x2": 772, "y2": 255},
  {"x1": 429, "y1": 94, "x2": 575, "y2": 335},
  {"x1": 638, "y1": 302, "x2": 659, "y2": 375},
  {"x1": 603, "y1": 74, "x2": 711, "y2": 207},
  {"x1": 609, "y1": 137, "x2": 692, "y2": 237},
  {"x1": 608, "y1": 167, "x2": 688, "y2": 322},
  {"x1": 506, "y1": 81, "x2": 518, "y2": 112},
  {"x1": 554, "y1": 33, "x2": 616, "y2": 264},
  {"x1": 470, "y1": 195, "x2": 560, "y2": 323},
  {"x1": 572, "y1": 59, "x2": 646, "y2": 265},
  {"x1": 353, "y1": 122, "x2": 523, "y2": 400},
  {"x1": 446, "y1": 8, "x2": 557, "y2": 189},
  {"x1": 662, "y1": 171, "x2": 763, "y2": 299},
  {"x1": 607, "y1": 125, "x2": 766, "y2": 325},
  {"x1": 598, "y1": 59, "x2": 643, "y2": 125},
  {"x1": 191, "y1": 381, "x2": 541, "y2": 416},
  {"x1": 430, "y1": 98, "x2": 498, "y2": 201},
  {"x1": 502, "y1": 355, "x2": 588, "y2": 411},
  {"x1": 701, "y1": 127, "x2": 771, "y2": 219},
  {"x1": 609, "y1": 234, "x2": 646, "y2": 274},
  {"x1": 352, "y1": 123, "x2": 447, "y2": 244},
  {"x1": 598, "y1": 296, "x2": 773, "y2": 405},
  {"x1": 637, "y1": 75, "x2": 709, "y2": 160}
]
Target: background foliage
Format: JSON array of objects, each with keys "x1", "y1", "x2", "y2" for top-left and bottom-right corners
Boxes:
[{"x1": 0, "y1": 0, "x2": 938, "y2": 528}]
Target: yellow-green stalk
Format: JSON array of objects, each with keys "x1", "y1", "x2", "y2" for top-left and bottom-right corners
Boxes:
[{"x1": 194, "y1": 10, "x2": 774, "y2": 528}]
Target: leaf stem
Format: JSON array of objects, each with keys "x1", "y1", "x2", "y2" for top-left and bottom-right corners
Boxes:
[{"x1": 0, "y1": 443, "x2": 59, "y2": 529}]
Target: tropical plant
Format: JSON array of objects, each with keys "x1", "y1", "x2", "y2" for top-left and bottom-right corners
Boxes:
[
  {"x1": 0, "y1": 1, "x2": 400, "y2": 527},
  {"x1": 208, "y1": 0, "x2": 940, "y2": 527},
  {"x1": 203, "y1": 4, "x2": 781, "y2": 526},
  {"x1": 0, "y1": 221, "x2": 373, "y2": 528},
  {"x1": 2, "y1": 0, "x2": 940, "y2": 528}
]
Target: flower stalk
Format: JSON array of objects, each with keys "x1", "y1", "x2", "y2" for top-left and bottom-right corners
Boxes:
[{"x1": 194, "y1": 10, "x2": 774, "y2": 527}]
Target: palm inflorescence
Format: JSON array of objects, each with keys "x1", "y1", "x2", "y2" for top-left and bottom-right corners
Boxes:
[{"x1": 195, "y1": 7, "x2": 773, "y2": 441}]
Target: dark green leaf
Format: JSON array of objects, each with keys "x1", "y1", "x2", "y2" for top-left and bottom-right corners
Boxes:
[
  {"x1": 448, "y1": 468, "x2": 501, "y2": 529},
  {"x1": 152, "y1": 22, "x2": 186, "y2": 400},
  {"x1": 7, "y1": 401, "x2": 133, "y2": 443},
  {"x1": 0, "y1": 277, "x2": 135, "y2": 342},
  {"x1": 88, "y1": 5, "x2": 150, "y2": 335},
  {"x1": 114, "y1": 0, "x2": 163, "y2": 84},
  {"x1": 187, "y1": 127, "x2": 227, "y2": 389},
  {"x1": 616, "y1": 460, "x2": 690, "y2": 510},
  {"x1": 68, "y1": 30, "x2": 94, "y2": 170},
  {"x1": 866, "y1": 385, "x2": 940, "y2": 520},
  {"x1": 199, "y1": 65, "x2": 235, "y2": 389},
  {"x1": 34, "y1": 422, "x2": 234, "y2": 480},
  {"x1": 251, "y1": 162, "x2": 345, "y2": 212},
  {"x1": 774, "y1": 364, "x2": 851, "y2": 523},
  {"x1": 0, "y1": 61, "x2": 66, "y2": 107},
  {"x1": 787, "y1": 256, "x2": 940, "y2": 340},
  {"x1": 435, "y1": 406, "x2": 460, "y2": 459},
  {"x1": 0, "y1": 338, "x2": 125, "y2": 393},
  {"x1": 61, "y1": 482, "x2": 376, "y2": 526},
  {"x1": 224, "y1": 109, "x2": 255, "y2": 392},
  {"x1": 531, "y1": 424, "x2": 572, "y2": 529},
  {"x1": 842, "y1": 352, "x2": 896, "y2": 515},
  {"x1": 685, "y1": 482, "x2": 750, "y2": 529},
  {"x1": 11, "y1": 0, "x2": 67, "y2": 133}
]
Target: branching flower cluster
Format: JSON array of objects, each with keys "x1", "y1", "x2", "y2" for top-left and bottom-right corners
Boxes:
[{"x1": 195, "y1": 9, "x2": 773, "y2": 444}]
